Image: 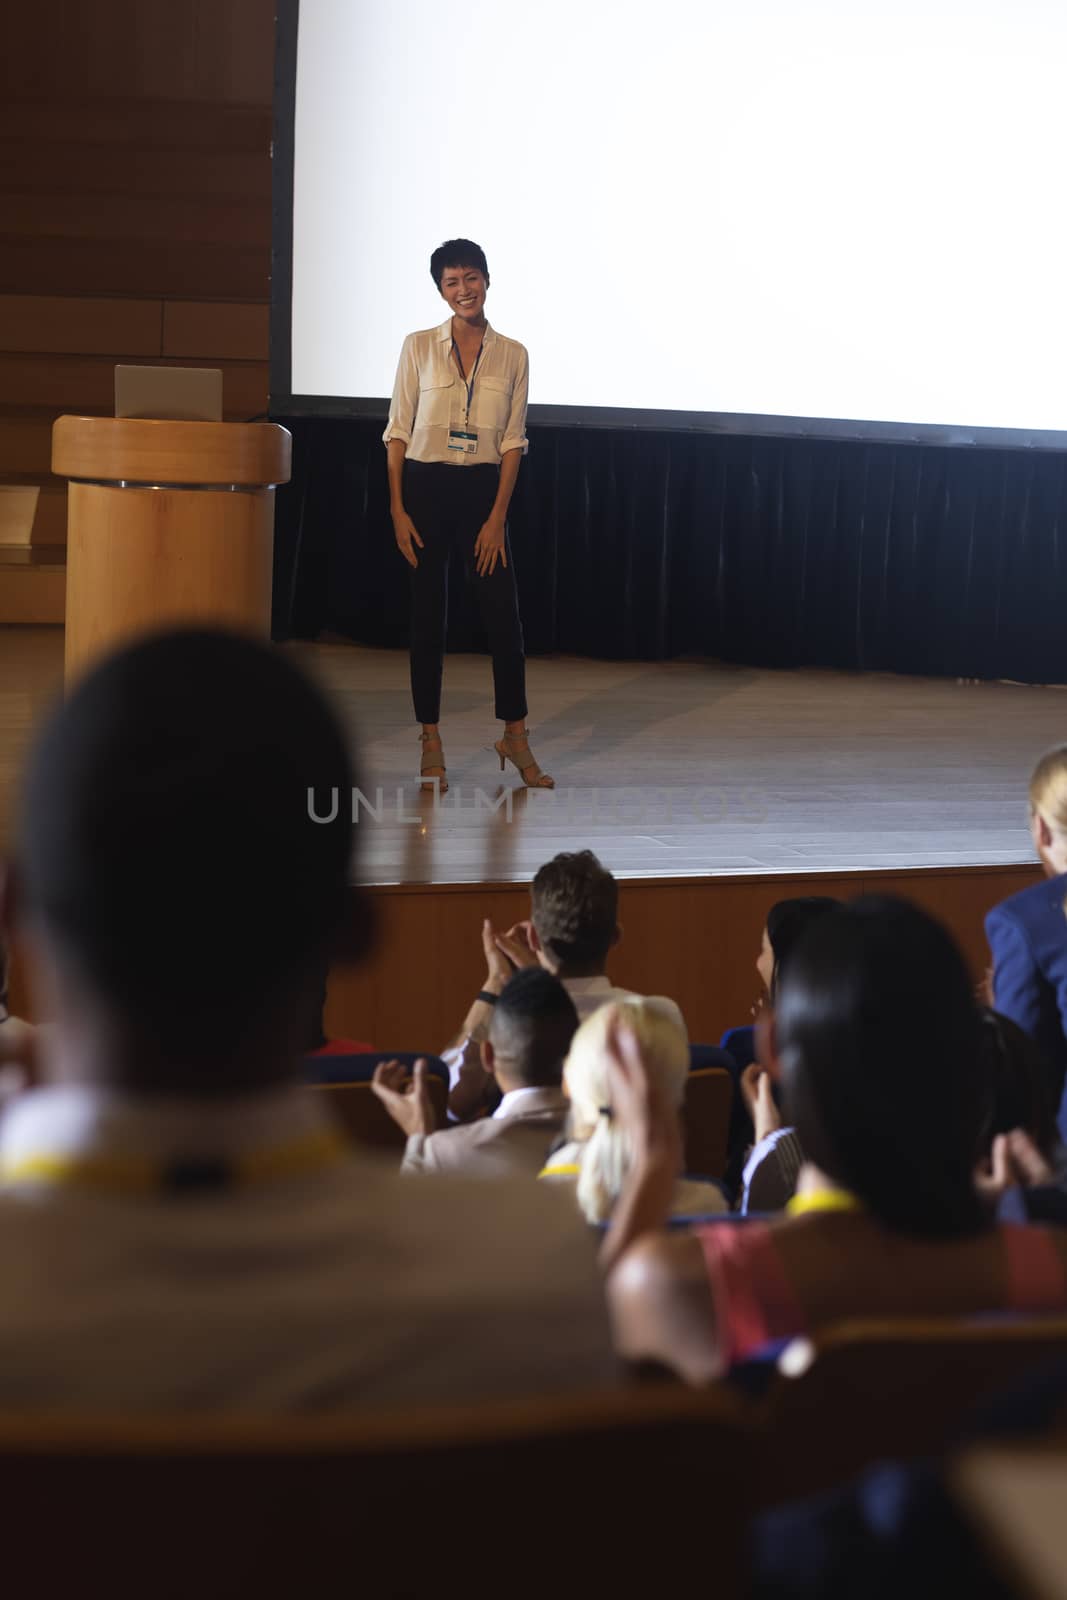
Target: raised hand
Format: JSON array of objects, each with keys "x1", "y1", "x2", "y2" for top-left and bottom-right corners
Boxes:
[
  {"x1": 370, "y1": 1058, "x2": 435, "y2": 1138},
  {"x1": 740, "y1": 1062, "x2": 782, "y2": 1146},
  {"x1": 480, "y1": 917, "x2": 515, "y2": 989},
  {"x1": 494, "y1": 920, "x2": 540, "y2": 971}
]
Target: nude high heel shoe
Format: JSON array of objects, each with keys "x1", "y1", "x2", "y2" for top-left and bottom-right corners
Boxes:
[
  {"x1": 494, "y1": 729, "x2": 554, "y2": 789},
  {"x1": 419, "y1": 731, "x2": 448, "y2": 793}
]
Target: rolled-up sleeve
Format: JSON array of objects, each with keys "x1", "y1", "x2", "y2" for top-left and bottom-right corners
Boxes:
[
  {"x1": 499, "y1": 343, "x2": 529, "y2": 455},
  {"x1": 382, "y1": 334, "x2": 419, "y2": 447}
]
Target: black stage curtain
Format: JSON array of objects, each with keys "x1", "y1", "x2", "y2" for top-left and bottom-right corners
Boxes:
[{"x1": 272, "y1": 418, "x2": 1067, "y2": 683}]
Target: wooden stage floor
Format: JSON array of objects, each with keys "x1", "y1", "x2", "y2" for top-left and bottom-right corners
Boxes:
[
  {"x1": 3, "y1": 626, "x2": 1059, "y2": 1043},
  {"x1": 296, "y1": 638, "x2": 1064, "y2": 887},
  {"x1": 1, "y1": 627, "x2": 1063, "y2": 887}
]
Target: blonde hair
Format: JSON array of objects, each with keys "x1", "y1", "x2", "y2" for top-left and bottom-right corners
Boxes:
[
  {"x1": 1029, "y1": 745, "x2": 1067, "y2": 837},
  {"x1": 563, "y1": 999, "x2": 688, "y2": 1224}
]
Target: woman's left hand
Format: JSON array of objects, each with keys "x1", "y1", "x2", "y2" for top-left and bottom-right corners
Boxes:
[{"x1": 474, "y1": 515, "x2": 507, "y2": 577}]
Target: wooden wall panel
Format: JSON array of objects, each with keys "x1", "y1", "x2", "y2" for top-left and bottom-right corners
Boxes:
[
  {"x1": 0, "y1": 2, "x2": 275, "y2": 511},
  {"x1": 163, "y1": 302, "x2": 269, "y2": 361},
  {"x1": 0, "y1": 240, "x2": 270, "y2": 302},
  {"x1": 0, "y1": 99, "x2": 272, "y2": 151},
  {"x1": 0, "y1": 144, "x2": 271, "y2": 201},
  {"x1": 322, "y1": 865, "x2": 1043, "y2": 1053},
  {"x1": 0, "y1": 3, "x2": 274, "y2": 105},
  {"x1": 0, "y1": 354, "x2": 268, "y2": 418},
  {"x1": 0, "y1": 295, "x2": 162, "y2": 357},
  {"x1": 0, "y1": 193, "x2": 270, "y2": 249},
  {"x1": 0, "y1": 417, "x2": 54, "y2": 476}
]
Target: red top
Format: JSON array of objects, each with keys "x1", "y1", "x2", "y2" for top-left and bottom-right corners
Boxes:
[{"x1": 699, "y1": 1221, "x2": 1067, "y2": 1366}]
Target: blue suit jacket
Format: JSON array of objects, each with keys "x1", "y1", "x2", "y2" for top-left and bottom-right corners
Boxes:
[{"x1": 986, "y1": 872, "x2": 1067, "y2": 1123}]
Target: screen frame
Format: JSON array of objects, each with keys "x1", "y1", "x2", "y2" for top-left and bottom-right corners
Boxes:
[{"x1": 270, "y1": 0, "x2": 1067, "y2": 452}]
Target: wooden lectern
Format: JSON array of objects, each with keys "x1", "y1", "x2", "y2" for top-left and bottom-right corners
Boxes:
[{"x1": 52, "y1": 416, "x2": 292, "y2": 682}]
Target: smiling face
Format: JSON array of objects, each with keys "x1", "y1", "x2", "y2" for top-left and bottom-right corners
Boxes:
[{"x1": 439, "y1": 264, "x2": 488, "y2": 324}]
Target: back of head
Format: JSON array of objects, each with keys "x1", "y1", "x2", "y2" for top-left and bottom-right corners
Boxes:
[
  {"x1": 1029, "y1": 744, "x2": 1067, "y2": 836},
  {"x1": 775, "y1": 896, "x2": 987, "y2": 1238},
  {"x1": 489, "y1": 968, "x2": 578, "y2": 1089},
  {"x1": 565, "y1": 999, "x2": 689, "y2": 1224},
  {"x1": 18, "y1": 628, "x2": 361, "y2": 1087},
  {"x1": 530, "y1": 850, "x2": 618, "y2": 972},
  {"x1": 765, "y1": 896, "x2": 839, "y2": 1000}
]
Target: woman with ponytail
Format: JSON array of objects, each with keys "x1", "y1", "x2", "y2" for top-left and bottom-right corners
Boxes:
[
  {"x1": 603, "y1": 897, "x2": 1067, "y2": 1382},
  {"x1": 540, "y1": 999, "x2": 726, "y2": 1221}
]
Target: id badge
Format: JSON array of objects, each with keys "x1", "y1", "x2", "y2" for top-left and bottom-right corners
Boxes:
[{"x1": 448, "y1": 429, "x2": 478, "y2": 455}]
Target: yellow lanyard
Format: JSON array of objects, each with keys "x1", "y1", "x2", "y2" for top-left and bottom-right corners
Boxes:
[
  {"x1": 0, "y1": 1128, "x2": 348, "y2": 1196},
  {"x1": 786, "y1": 1187, "x2": 862, "y2": 1217}
]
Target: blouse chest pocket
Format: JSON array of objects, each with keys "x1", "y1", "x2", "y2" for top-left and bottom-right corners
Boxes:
[
  {"x1": 417, "y1": 373, "x2": 454, "y2": 427},
  {"x1": 475, "y1": 374, "x2": 512, "y2": 431}
]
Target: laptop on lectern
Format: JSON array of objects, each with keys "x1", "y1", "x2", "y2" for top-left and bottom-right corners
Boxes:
[{"x1": 114, "y1": 365, "x2": 223, "y2": 422}]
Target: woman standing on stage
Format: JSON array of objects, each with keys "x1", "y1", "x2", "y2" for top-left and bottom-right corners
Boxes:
[{"x1": 383, "y1": 238, "x2": 552, "y2": 793}]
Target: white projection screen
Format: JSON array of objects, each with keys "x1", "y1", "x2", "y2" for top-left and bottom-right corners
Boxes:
[{"x1": 274, "y1": 0, "x2": 1067, "y2": 445}]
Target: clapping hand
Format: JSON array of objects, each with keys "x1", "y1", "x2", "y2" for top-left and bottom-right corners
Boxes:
[
  {"x1": 480, "y1": 917, "x2": 516, "y2": 990},
  {"x1": 371, "y1": 1058, "x2": 436, "y2": 1138},
  {"x1": 493, "y1": 920, "x2": 540, "y2": 972},
  {"x1": 975, "y1": 1127, "x2": 1055, "y2": 1206}
]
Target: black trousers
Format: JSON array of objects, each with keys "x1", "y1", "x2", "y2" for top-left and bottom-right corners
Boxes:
[{"x1": 404, "y1": 460, "x2": 528, "y2": 724}]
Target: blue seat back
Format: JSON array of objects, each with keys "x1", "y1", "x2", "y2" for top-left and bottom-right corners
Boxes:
[{"x1": 303, "y1": 1052, "x2": 450, "y2": 1088}]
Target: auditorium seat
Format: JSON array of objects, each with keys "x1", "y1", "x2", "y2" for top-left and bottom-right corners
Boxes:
[
  {"x1": 682, "y1": 1067, "x2": 733, "y2": 1179},
  {"x1": 718, "y1": 1026, "x2": 756, "y2": 1072},
  {"x1": 0, "y1": 1386, "x2": 752, "y2": 1598},
  {"x1": 303, "y1": 1051, "x2": 450, "y2": 1087},
  {"x1": 754, "y1": 1314, "x2": 1067, "y2": 1508}
]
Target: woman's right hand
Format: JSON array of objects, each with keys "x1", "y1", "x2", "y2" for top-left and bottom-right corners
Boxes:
[
  {"x1": 392, "y1": 508, "x2": 424, "y2": 568},
  {"x1": 741, "y1": 1062, "x2": 782, "y2": 1146}
]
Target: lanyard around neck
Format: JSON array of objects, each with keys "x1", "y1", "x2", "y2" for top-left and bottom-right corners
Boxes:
[
  {"x1": 451, "y1": 331, "x2": 485, "y2": 423},
  {"x1": 787, "y1": 1187, "x2": 862, "y2": 1217},
  {"x1": 0, "y1": 1127, "x2": 348, "y2": 1196}
]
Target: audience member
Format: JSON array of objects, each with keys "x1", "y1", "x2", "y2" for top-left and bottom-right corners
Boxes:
[
  {"x1": 0, "y1": 629, "x2": 614, "y2": 1409},
  {"x1": 731, "y1": 897, "x2": 838, "y2": 1210},
  {"x1": 372, "y1": 968, "x2": 577, "y2": 1178},
  {"x1": 497, "y1": 849, "x2": 686, "y2": 1028},
  {"x1": 300, "y1": 956, "x2": 373, "y2": 1057},
  {"x1": 603, "y1": 897, "x2": 1067, "y2": 1381},
  {"x1": 985, "y1": 743, "x2": 1067, "y2": 1130},
  {"x1": 447, "y1": 849, "x2": 685, "y2": 1121},
  {"x1": 540, "y1": 998, "x2": 726, "y2": 1221}
]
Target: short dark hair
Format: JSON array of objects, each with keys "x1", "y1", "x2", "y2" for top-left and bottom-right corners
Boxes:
[
  {"x1": 430, "y1": 238, "x2": 489, "y2": 287},
  {"x1": 776, "y1": 896, "x2": 987, "y2": 1240},
  {"x1": 490, "y1": 968, "x2": 578, "y2": 1089},
  {"x1": 18, "y1": 629, "x2": 364, "y2": 1073},
  {"x1": 765, "y1": 896, "x2": 839, "y2": 1001},
  {"x1": 530, "y1": 850, "x2": 618, "y2": 969}
]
